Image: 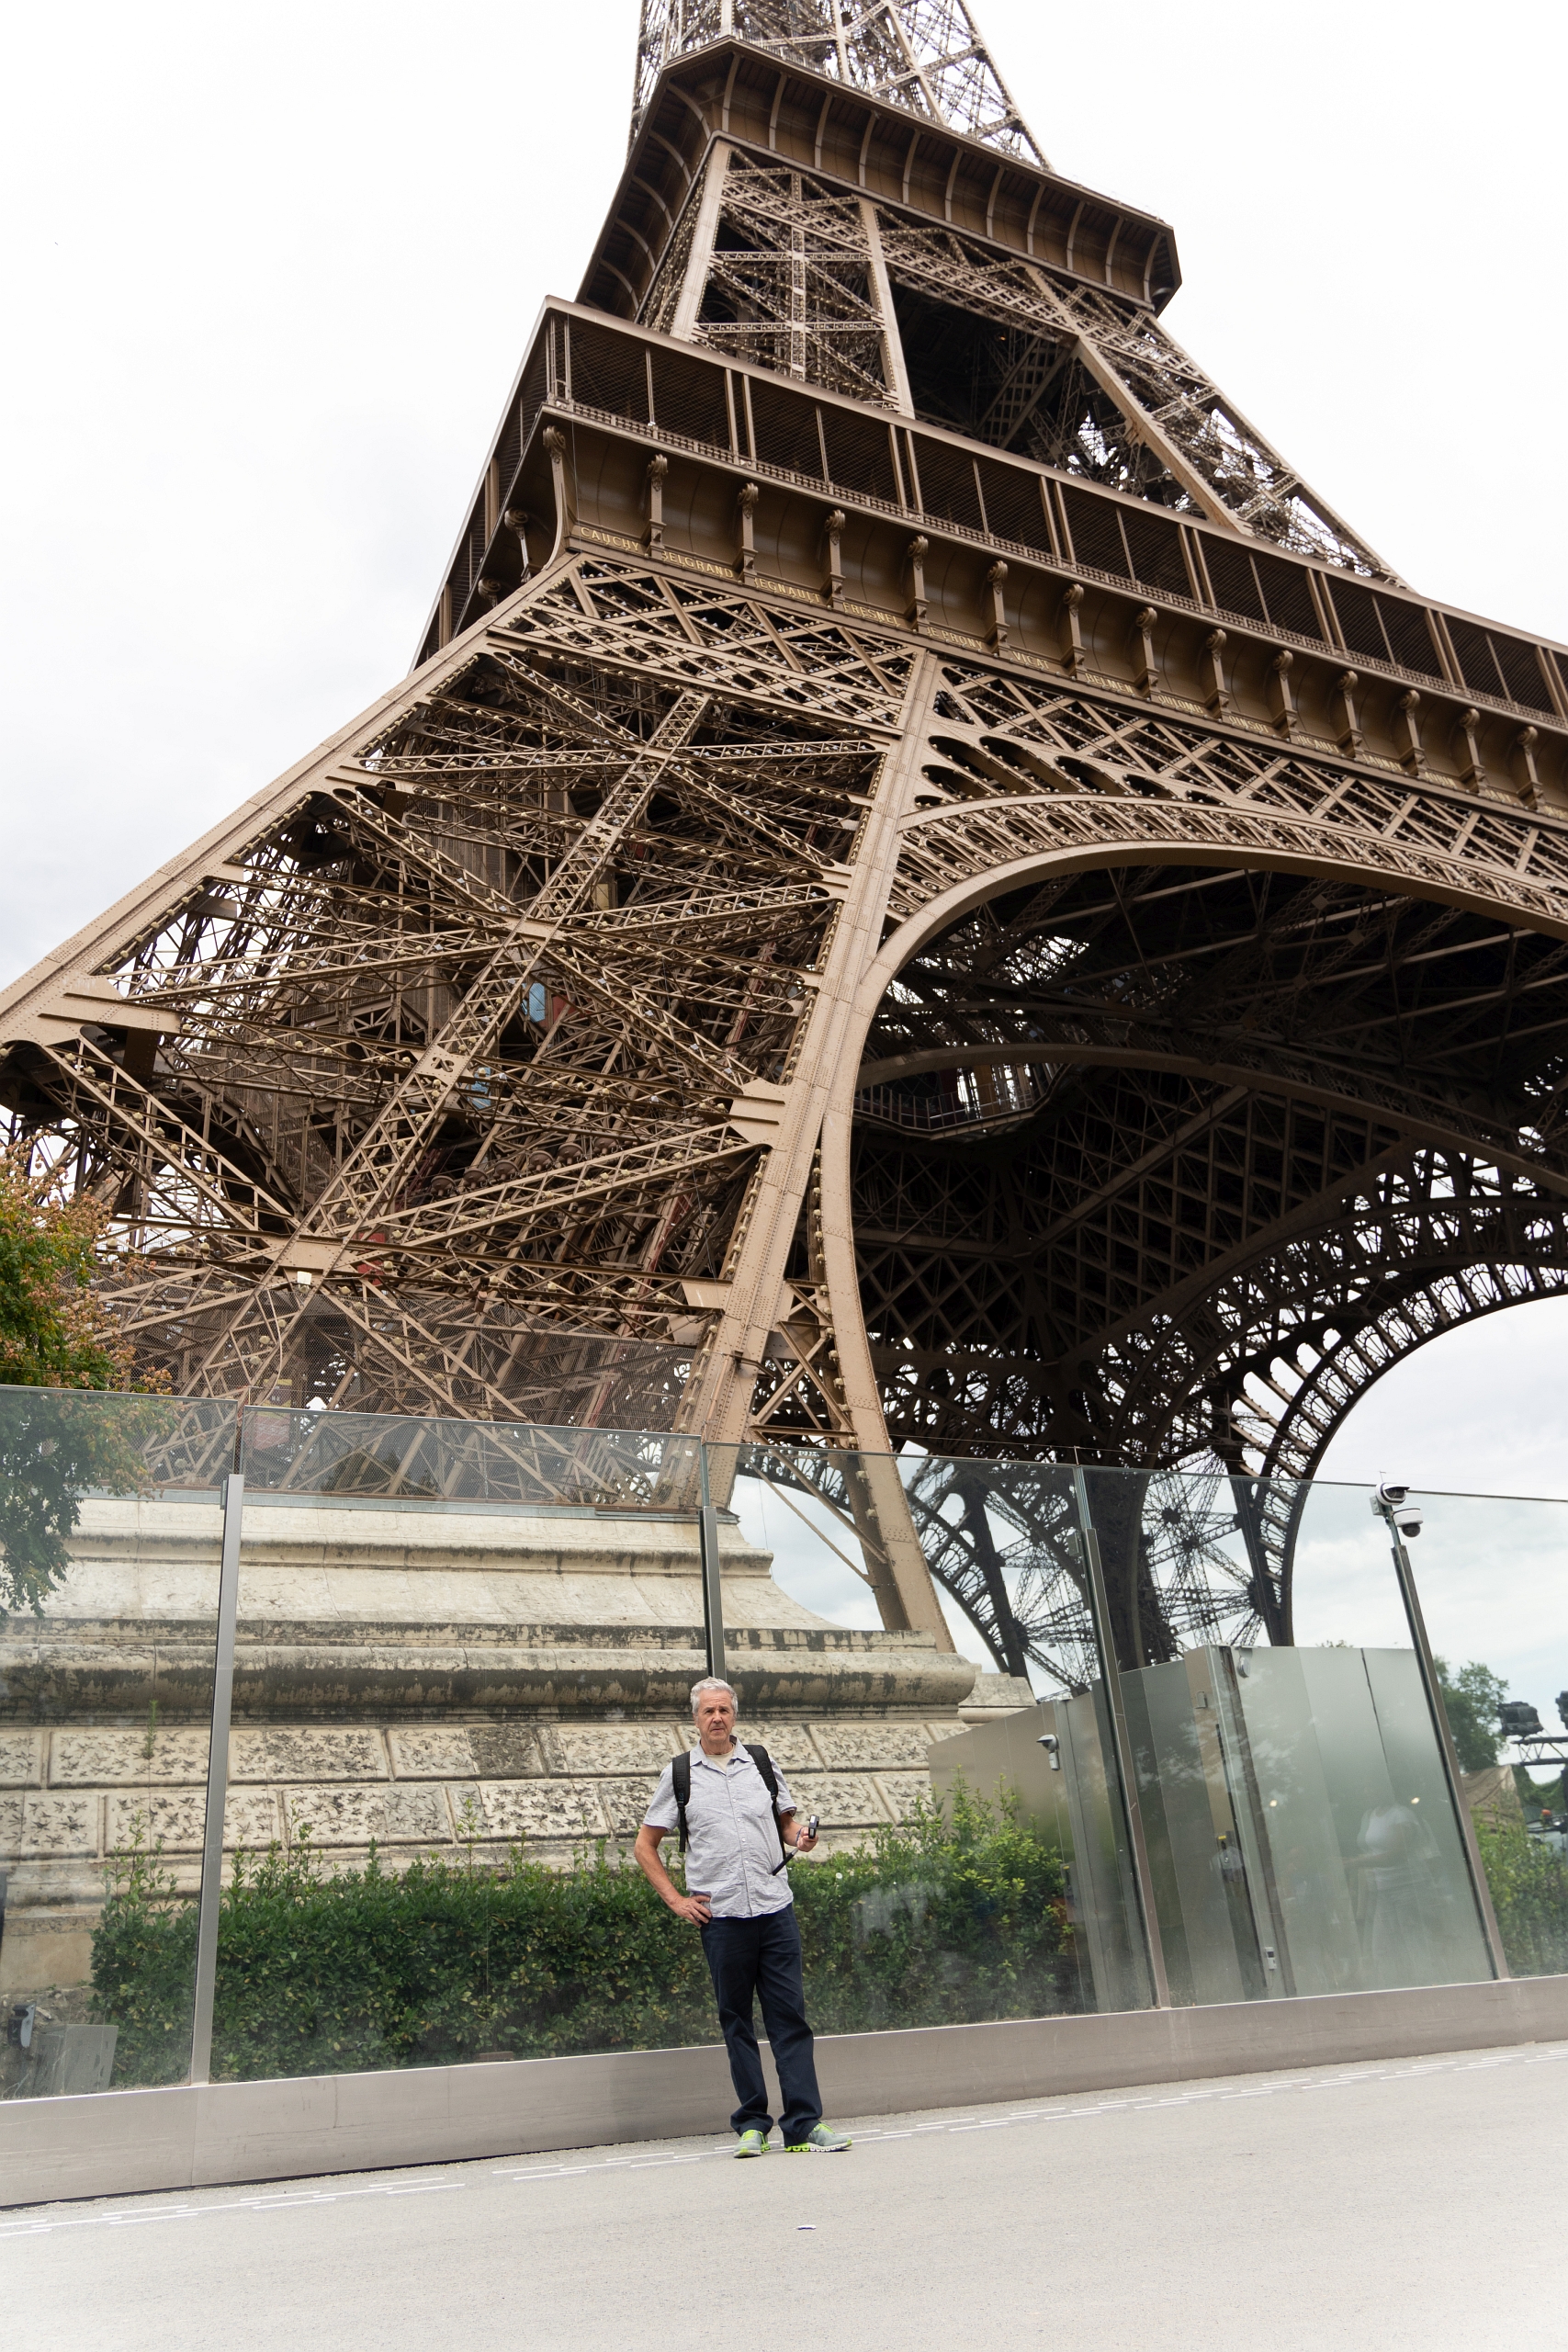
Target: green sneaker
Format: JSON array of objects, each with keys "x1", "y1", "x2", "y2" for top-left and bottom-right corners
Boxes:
[
  {"x1": 784, "y1": 2124, "x2": 852, "y2": 2153},
  {"x1": 735, "y1": 2128, "x2": 770, "y2": 2157}
]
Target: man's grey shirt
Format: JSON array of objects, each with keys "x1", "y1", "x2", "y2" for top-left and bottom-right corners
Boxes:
[{"x1": 643, "y1": 1744, "x2": 797, "y2": 1919}]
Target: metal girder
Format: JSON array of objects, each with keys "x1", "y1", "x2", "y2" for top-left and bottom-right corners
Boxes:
[
  {"x1": 10, "y1": 537, "x2": 1568, "y2": 1673},
  {"x1": 7, "y1": 3, "x2": 1568, "y2": 1680},
  {"x1": 633, "y1": 1, "x2": 1042, "y2": 163},
  {"x1": 638, "y1": 98, "x2": 1392, "y2": 572}
]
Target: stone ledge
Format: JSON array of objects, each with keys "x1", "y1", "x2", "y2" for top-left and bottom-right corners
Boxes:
[{"x1": 0, "y1": 1636, "x2": 973, "y2": 1722}]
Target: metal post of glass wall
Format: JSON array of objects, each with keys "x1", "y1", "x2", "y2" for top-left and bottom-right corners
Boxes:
[
  {"x1": 697, "y1": 1442, "x2": 726, "y2": 1681},
  {"x1": 1071, "y1": 1468, "x2": 1172, "y2": 2007},
  {"x1": 1374, "y1": 1496, "x2": 1511, "y2": 1981},
  {"x1": 187, "y1": 1470, "x2": 245, "y2": 2086}
]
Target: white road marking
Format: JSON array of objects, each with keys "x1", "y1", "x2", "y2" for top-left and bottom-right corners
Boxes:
[{"x1": 2, "y1": 2178, "x2": 464, "y2": 2240}]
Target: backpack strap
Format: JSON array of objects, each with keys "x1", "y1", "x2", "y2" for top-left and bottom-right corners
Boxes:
[
  {"x1": 744, "y1": 1744, "x2": 790, "y2": 1866},
  {"x1": 671, "y1": 1749, "x2": 692, "y2": 1854}
]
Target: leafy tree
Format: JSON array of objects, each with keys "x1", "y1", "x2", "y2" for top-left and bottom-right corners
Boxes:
[
  {"x1": 0, "y1": 1146, "x2": 170, "y2": 1614},
  {"x1": 1433, "y1": 1656, "x2": 1508, "y2": 1772},
  {"x1": 0, "y1": 1143, "x2": 137, "y2": 1389}
]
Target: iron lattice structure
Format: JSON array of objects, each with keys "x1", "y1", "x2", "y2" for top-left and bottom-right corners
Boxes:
[
  {"x1": 6, "y1": 5, "x2": 1568, "y2": 1682},
  {"x1": 632, "y1": 1, "x2": 1041, "y2": 160}
]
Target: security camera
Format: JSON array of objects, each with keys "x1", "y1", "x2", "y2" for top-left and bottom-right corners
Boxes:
[
  {"x1": 1037, "y1": 1732, "x2": 1061, "y2": 1770},
  {"x1": 1371, "y1": 1482, "x2": 1422, "y2": 1537}
]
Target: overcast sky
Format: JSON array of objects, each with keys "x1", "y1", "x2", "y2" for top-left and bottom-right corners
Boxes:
[{"x1": 5, "y1": 0, "x2": 1567, "y2": 1569}]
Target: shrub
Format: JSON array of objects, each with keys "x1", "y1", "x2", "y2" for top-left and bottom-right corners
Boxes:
[
  {"x1": 792, "y1": 1781, "x2": 1073, "y2": 2034},
  {"x1": 87, "y1": 1822, "x2": 199, "y2": 2085},
  {"x1": 91, "y1": 1786, "x2": 1074, "y2": 2086}
]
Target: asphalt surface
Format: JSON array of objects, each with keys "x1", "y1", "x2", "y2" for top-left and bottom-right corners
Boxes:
[{"x1": 5, "y1": 2040, "x2": 1562, "y2": 2348}]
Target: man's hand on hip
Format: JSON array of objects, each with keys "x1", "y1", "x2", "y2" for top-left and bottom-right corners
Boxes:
[{"x1": 669, "y1": 1890, "x2": 712, "y2": 1925}]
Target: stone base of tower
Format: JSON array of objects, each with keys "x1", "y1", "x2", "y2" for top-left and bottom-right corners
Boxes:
[{"x1": 0, "y1": 1499, "x2": 999, "y2": 2014}]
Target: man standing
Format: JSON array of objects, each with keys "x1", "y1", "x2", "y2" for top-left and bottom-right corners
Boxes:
[{"x1": 636, "y1": 1677, "x2": 852, "y2": 2156}]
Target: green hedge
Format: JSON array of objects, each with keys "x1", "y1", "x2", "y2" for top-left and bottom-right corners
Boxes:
[
  {"x1": 1474, "y1": 1816, "x2": 1568, "y2": 1977},
  {"x1": 91, "y1": 1787, "x2": 1076, "y2": 2086}
]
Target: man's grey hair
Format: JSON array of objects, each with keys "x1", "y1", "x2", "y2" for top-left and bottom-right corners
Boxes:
[{"x1": 689, "y1": 1675, "x2": 739, "y2": 1717}]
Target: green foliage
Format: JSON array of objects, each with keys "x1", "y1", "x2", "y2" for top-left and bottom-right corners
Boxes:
[
  {"x1": 1433, "y1": 1657, "x2": 1508, "y2": 1772},
  {"x1": 86, "y1": 1817, "x2": 198, "y2": 2085},
  {"x1": 0, "y1": 1146, "x2": 174, "y2": 1614},
  {"x1": 0, "y1": 1147, "x2": 134, "y2": 1392},
  {"x1": 791, "y1": 1781, "x2": 1072, "y2": 2034},
  {"x1": 0, "y1": 1385, "x2": 175, "y2": 1614},
  {"x1": 92, "y1": 1786, "x2": 1073, "y2": 2087},
  {"x1": 1473, "y1": 1814, "x2": 1568, "y2": 1978}
]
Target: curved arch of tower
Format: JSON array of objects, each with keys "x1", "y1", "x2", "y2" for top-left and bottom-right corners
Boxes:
[{"x1": 6, "y1": 5, "x2": 1567, "y2": 1682}]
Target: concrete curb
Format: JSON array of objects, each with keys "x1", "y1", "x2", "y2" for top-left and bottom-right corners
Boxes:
[{"x1": 4, "y1": 1973, "x2": 1565, "y2": 2209}]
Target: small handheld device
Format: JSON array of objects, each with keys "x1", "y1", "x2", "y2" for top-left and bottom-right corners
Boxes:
[{"x1": 773, "y1": 1815, "x2": 821, "y2": 1873}]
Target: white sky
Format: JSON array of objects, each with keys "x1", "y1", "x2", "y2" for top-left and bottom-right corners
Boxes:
[{"x1": 5, "y1": 0, "x2": 1567, "y2": 1650}]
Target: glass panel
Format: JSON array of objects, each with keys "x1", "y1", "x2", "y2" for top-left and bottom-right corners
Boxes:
[
  {"x1": 0, "y1": 1387, "x2": 234, "y2": 2099},
  {"x1": 1393, "y1": 1487, "x2": 1568, "y2": 1977},
  {"x1": 1095, "y1": 1463, "x2": 1492, "y2": 2000},
  {"x1": 868, "y1": 1453, "x2": 1153, "y2": 2016},
  {"x1": 696, "y1": 1442, "x2": 1148, "y2": 2028},
  {"x1": 209, "y1": 1413, "x2": 717, "y2": 2080},
  {"x1": 900, "y1": 1455, "x2": 1495, "y2": 2012},
  {"x1": 891, "y1": 1453, "x2": 1152, "y2": 2018},
  {"x1": 682, "y1": 1440, "x2": 1088, "y2": 2031}
]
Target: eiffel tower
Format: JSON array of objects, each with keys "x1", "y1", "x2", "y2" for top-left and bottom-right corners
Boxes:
[{"x1": 6, "y1": 1, "x2": 1568, "y2": 1686}]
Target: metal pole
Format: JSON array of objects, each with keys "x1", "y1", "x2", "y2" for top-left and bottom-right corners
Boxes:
[
  {"x1": 1071, "y1": 1469, "x2": 1171, "y2": 2008},
  {"x1": 697, "y1": 1442, "x2": 727, "y2": 1681},
  {"x1": 1377, "y1": 1505, "x2": 1511, "y2": 1982},
  {"x1": 188, "y1": 1471, "x2": 244, "y2": 2085}
]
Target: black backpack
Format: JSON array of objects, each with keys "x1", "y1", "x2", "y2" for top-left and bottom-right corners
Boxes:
[{"x1": 671, "y1": 1744, "x2": 788, "y2": 1866}]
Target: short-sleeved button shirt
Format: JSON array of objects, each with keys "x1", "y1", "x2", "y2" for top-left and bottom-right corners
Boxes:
[{"x1": 643, "y1": 1744, "x2": 798, "y2": 1919}]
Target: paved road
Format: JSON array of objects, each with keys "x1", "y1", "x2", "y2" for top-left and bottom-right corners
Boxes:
[{"x1": 6, "y1": 2041, "x2": 1562, "y2": 2348}]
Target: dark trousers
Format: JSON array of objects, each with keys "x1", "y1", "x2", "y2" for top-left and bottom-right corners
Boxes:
[{"x1": 700, "y1": 1905, "x2": 822, "y2": 2143}]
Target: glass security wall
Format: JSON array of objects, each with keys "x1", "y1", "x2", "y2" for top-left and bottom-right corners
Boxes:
[
  {"x1": 1355, "y1": 1487, "x2": 1568, "y2": 1978},
  {"x1": 205, "y1": 1414, "x2": 713, "y2": 2083},
  {"x1": 716, "y1": 1442, "x2": 1113, "y2": 2027},
  {"x1": 6, "y1": 1384, "x2": 1561, "y2": 2106},
  {"x1": 901, "y1": 1460, "x2": 1500, "y2": 2012},
  {"x1": 0, "y1": 1387, "x2": 235, "y2": 2098}
]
